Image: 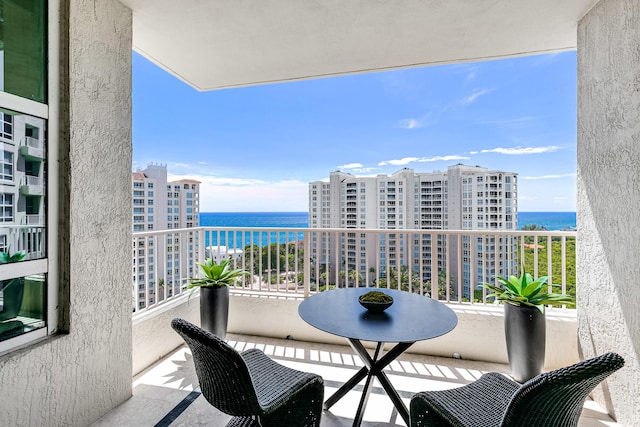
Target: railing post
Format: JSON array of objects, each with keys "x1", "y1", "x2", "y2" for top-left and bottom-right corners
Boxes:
[{"x1": 304, "y1": 230, "x2": 311, "y2": 298}]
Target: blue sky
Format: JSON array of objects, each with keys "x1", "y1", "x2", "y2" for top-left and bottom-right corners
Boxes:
[{"x1": 133, "y1": 51, "x2": 576, "y2": 212}]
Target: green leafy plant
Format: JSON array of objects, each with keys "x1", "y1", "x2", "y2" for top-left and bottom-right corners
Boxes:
[
  {"x1": 0, "y1": 251, "x2": 27, "y2": 264},
  {"x1": 1, "y1": 251, "x2": 27, "y2": 293},
  {"x1": 186, "y1": 258, "x2": 249, "y2": 291},
  {"x1": 482, "y1": 271, "x2": 575, "y2": 311}
]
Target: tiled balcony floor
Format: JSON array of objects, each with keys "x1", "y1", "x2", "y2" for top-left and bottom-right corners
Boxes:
[{"x1": 92, "y1": 334, "x2": 619, "y2": 427}]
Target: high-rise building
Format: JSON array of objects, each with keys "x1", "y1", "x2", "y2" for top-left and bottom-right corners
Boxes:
[
  {"x1": 308, "y1": 164, "x2": 518, "y2": 298},
  {"x1": 132, "y1": 163, "x2": 200, "y2": 309},
  {"x1": 0, "y1": 111, "x2": 46, "y2": 259}
]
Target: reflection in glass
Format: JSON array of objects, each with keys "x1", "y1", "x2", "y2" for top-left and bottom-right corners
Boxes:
[
  {"x1": 0, "y1": 0, "x2": 47, "y2": 103},
  {"x1": 0, "y1": 109, "x2": 46, "y2": 261},
  {"x1": 0, "y1": 273, "x2": 46, "y2": 341}
]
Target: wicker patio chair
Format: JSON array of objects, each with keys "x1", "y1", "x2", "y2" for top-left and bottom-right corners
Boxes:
[
  {"x1": 410, "y1": 352, "x2": 624, "y2": 427},
  {"x1": 171, "y1": 318, "x2": 324, "y2": 427}
]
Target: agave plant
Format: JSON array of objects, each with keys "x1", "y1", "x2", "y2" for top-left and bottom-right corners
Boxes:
[
  {"x1": 186, "y1": 258, "x2": 249, "y2": 290},
  {"x1": 0, "y1": 250, "x2": 27, "y2": 264},
  {"x1": 482, "y1": 271, "x2": 575, "y2": 310}
]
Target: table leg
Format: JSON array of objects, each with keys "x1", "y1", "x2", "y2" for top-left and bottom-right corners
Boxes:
[
  {"x1": 352, "y1": 342, "x2": 384, "y2": 427},
  {"x1": 323, "y1": 340, "x2": 415, "y2": 427}
]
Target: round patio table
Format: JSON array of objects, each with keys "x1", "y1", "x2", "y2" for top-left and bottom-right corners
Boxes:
[{"x1": 298, "y1": 287, "x2": 458, "y2": 427}]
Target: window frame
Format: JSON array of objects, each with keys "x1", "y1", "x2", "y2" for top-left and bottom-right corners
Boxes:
[{"x1": 0, "y1": 0, "x2": 59, "y2": 353}]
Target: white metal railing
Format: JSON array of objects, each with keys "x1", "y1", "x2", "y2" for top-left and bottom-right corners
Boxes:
[
  {"x1": 22, "y1": 175, "x2": 44, "y2": 187},
  {"x1": 22, "y1": 215, "x2": 45, "y2": 226},
  {"x1": 0, "y1": 225, "x2": 46, "y2": 260},
  {"x1": 24, "y1": 136, "x2": 43, "y2": 149},
  {"x1": 131, "y1": 226, "x2": 576, "y2": 314}
]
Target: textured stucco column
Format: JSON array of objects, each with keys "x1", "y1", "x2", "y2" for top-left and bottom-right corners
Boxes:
[
  {"x1": 577, "y1": 0, "x2": 640, "y2": 424},
  {"x1": 0, "y1": 1, "x2": 133, "y2": 426}
]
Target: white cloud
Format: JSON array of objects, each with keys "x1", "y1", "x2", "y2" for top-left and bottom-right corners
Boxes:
[
  {"x1": 378, "y1": 155, "x2": 469, "y2": 166},
  {"x1": 379, "y1": 157, "x2": 419, "y2": 166},
  {"x1": 397, "y1": 113, "x2": 433, "y2": 129},
  {"x1": 520, "y1": 173, "x2": 576, "y2": 180},
  {"x1": 350, "y1": 167, "x2": 379, "y2": 173},
  {"x1": 460, "y1": 88, "x2": 494, "y2": 105},
  {"x1": 466, "y1": 70, "x2": 477, "y2": 82},
  {"x1": 172, "y1": 162, "x2": 191, "y2": 168},
  {"x1": 478, "y1": 116, "x2": 536, "y2": 125},
  {"x1": 481, "y1": 146, "x2": 561, "y2": 155},
  {"x1": 168, "y1": 173, "x2": 267, "y2": 186},
  {"x1": 469, "y1": 151, "x2": 479, "y2": 155},
  {"x1": 337, "y1": 163, "x2": 364, "y2": 170},
  {"x1": 169, "y1": 173, "x2": 309, "y2": 212}
]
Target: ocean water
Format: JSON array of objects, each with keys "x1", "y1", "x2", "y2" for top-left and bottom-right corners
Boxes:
[
  {"x1": 201, "y1": 211, "x2": 576, "y2": 231},
  {"x1": 517, "y1": 212, "x2": 576, "y2": 231},
  {"x1": 200, "y1": 212, "x2": 308, "y2": 228}
]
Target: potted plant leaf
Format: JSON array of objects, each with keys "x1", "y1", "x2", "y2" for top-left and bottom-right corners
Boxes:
[
  {"x1": 0, "y1": 251, "x2": 27, "y2": 322},
  {"x1": 482, "y1": 271, "x2": 575, "y2": 383},
  {"x1": 186, "y1": 257, "x2": 249, "y2": 339}
]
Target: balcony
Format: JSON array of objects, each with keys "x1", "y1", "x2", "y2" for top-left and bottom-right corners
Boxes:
[
  {"x1": 19, "y1": 136, "x2": 45, "y2": 160},
  {"x1": 118, "y1": 226, "x2": 592, "y2": 424},
  {"x1": 95, "y1": 286, "x2": 612, "y2": 426},
  {"x1": 20, "y1": 175, "x2": 45, "y2": 196}
]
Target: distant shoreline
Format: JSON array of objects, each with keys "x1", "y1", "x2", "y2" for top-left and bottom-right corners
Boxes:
[{"x1": 199, "y1": 211, "x2": 577, "y2": 231}]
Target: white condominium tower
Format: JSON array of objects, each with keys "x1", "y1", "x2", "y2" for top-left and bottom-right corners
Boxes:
[
  {"x1": 132, "y1": 163, "x2": 200, "y2": 309},
  {"x1": 308, "y1": 164, "x2": 518, "y2": 299}
]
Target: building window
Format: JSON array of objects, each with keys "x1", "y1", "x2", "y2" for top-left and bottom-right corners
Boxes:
[
  {"x1": 0, "y1": 18, "x2": 50, "y2": 349},
  {"x1": 0, "y1": 150, "x2": 13, "y2": 181},
  {"x1": 0, "y1": 113, "x2": 13, "y2": 139},
  {"x1": 0, "y1": 193, "x2": 13, "y2": 222}
]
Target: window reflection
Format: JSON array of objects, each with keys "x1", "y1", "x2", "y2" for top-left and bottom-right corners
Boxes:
[
  {"x1": 0, "y1": 273, "x2": 46, "y2": 341},
  {"x1": 0, "y1": 0, "x2": 47, "y2": 103}
]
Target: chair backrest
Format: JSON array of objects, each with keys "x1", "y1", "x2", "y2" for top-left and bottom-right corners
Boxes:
[
  {"x1": 171, "y1": 318, "x2": 262, "y2": 416},
  {"x1": 500, "y1": 352, "x2": 624, "y2": 427}
]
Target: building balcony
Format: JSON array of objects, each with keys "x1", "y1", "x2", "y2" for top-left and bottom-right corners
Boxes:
[
  {"x1": 20, "y1": 175, "x2": 45, "y2": 196},
  {"x1": 91, "y1": 286, "x2": 614, "y2": 427},
  {"x1": 19, "y1": 136, "x2": 45, "y2": 160},
  {"x1": 125, "y1": 227, "x2": 592, "y2": 427}
]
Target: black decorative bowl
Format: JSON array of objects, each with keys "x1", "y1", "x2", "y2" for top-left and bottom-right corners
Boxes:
[{"x1": 359, "y1": 291, "x2": 393, "y2": 312}]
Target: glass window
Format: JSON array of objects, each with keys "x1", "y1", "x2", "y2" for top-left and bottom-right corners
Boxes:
[
  {"x1": 0, "y1": 149, "x2": 12, "y2": 180},
  {"x1": 0, "y1": 0, "x2": 47, "y2": 102},
  {"x1": 0, "y1": 4, "x2": 51, "y2": 348},
  {"x1": 0, "y1": 112, "x2": 13, "y2": 139},
  {"x1": 0, "y1": 192, "x2": 13, "y2": 222}
]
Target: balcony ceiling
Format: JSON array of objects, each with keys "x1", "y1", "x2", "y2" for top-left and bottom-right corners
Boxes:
[{"x1": 121, "y1": 0, "x2": 596, "y2": 91}]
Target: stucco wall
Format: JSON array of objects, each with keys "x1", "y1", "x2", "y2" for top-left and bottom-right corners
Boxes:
[
  {"x1": 0, "y1": 1, "x2": 133, "y2": 426},
  {"x1": 577, "y1": 0, "x2": 640, "y2": 424},
  {"x1": 132, "y1": 294, "x2": 200, "y2": 375}
]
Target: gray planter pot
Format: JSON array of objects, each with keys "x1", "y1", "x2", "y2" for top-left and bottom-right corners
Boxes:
[
  {"x1": 0, "y1": 278, "x2": 25, "y2": 322},
  {"x1": 504, "y1": 302, "x2": 545, "y2": 383},
  {"x1": 200, "y1": 286, "x2": 229, "y2": 340}
]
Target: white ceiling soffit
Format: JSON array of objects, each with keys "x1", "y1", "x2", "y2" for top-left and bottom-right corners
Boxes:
[{"x1": 121, "y1": 0, "x2": 597, "y2": 91}]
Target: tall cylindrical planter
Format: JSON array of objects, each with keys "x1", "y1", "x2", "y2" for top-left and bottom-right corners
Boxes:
[
  {"x1": 200, "y1": 286, "x2": 229, "y2": 340},
  {"x1": 504, "y1": 302, "x2": 545, "y2": 383}
]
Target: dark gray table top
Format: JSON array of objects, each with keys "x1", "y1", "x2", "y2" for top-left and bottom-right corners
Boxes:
[{"x1": 298, "y1": 288, "x2": 458, "y2": 343}]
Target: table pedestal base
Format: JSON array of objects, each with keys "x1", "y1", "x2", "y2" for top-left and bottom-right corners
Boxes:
[{"x1": 324, "y1": 339, "x2": 414, "y2": 427}]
